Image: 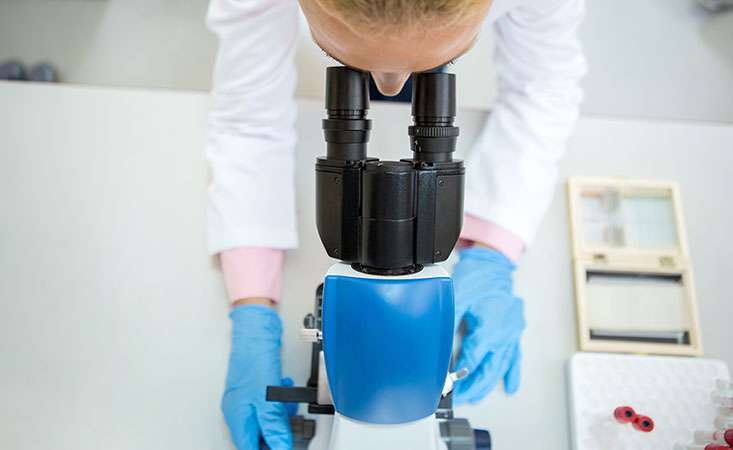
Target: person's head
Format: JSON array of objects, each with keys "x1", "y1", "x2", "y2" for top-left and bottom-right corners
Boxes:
[{"x1": 299, "y1": 0, "x2": 492, "y2": 96}]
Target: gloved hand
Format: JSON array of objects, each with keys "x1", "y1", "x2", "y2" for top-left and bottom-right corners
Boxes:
[
  {"x1": 222, "y1": 305, "x2": 292, "y2": 450},
  {"x1": 452, "y1": 247, "x2": 526, "y2": 405}
]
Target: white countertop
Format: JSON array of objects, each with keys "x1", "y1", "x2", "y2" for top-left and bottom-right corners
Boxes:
[{"x1": 1, "y1": 81, "x2": 731, "y2": 449}]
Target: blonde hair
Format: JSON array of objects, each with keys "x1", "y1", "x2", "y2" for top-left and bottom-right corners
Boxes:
[{"x1": 314, "y1": 0, "x2": 486, "y2": 35}]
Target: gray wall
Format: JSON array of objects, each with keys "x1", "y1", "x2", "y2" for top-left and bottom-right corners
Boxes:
[
  {"x1": 1, "y1": 0, "x2": 732, "y2": 122},
  {"x1": 581, "y1": 0, "x2": 733, "y2": 122},
  {"x1": 0, "y1": 0, "x2": 217, "y2": 91}
]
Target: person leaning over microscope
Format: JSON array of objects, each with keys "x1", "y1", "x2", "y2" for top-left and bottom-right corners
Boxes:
[{"x1": 206, "y1": 0, "x2": 586, "y2": 448}]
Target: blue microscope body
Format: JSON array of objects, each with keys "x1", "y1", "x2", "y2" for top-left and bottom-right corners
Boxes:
[{"x1": 323, "y1": 269, "x2": 454, "y2": 424}]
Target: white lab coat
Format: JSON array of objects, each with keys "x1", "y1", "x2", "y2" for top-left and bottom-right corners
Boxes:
[{"x1": 206, "y1": 0, "x2": 586, "y2": 255}]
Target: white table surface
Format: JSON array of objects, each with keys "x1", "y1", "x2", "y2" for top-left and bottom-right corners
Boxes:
[{"x1": 1, "y1": 81, "x2": 731, "y2": 450}]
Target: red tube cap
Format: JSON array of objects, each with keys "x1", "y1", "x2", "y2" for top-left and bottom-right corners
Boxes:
[
  {"x1": 724, "y1": 429, "x2": 733, "y2": 446},
  {"x1": 614, "y1": 406, "x2": 637, "y2": 424},
  {"x1": 632, "y1": 415, "x2": 655, "y2": 432}
]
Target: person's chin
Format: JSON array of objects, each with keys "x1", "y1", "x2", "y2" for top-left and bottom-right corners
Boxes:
[{"x1": 379, "y1": 89, "x2": 403, "y2": 97}]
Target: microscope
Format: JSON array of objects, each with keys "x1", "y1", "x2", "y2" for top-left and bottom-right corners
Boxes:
[{"x1": 266, "y1": 67, "x2": 491, "y2": 450}]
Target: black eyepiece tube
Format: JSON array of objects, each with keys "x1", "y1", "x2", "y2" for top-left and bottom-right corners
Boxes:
[
  {"x1": 326, "y1": 67, "x2": 369, "y2": 113},
  {"x1": 323, "y1": 67, "x2": 371, "y2": 161},
  {"x1": 412, "y1": 72, "x2": 456, "y2": 124},
  {"x1": 409, "y1": 72, "x2": 459, "y2": 163}
]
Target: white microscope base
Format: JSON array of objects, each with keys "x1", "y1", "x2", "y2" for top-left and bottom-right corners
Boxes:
[{"x1": 318, "y1": 413, "x2": 447, "y2": 450}]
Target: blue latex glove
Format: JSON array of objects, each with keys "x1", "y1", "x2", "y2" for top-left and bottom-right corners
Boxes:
[
  {"x1": 452, "y1": 247, "x2": 526, "y2": 405},
  {"x1": 222, "y1": 305, "x2": 292, "y2": 450}
]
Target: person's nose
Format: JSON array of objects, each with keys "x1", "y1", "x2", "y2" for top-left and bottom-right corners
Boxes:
[{"x1": 371, "y1": 72, "x2": 411, "y2": 96}]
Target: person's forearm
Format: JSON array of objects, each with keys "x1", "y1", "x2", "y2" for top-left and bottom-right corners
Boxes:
[
  {"x1": 221, "y1": 247, "x2": 284, "y2": 304},
  {"x1": 459, "y1": 213, "x2": 524, "y2": 262}
]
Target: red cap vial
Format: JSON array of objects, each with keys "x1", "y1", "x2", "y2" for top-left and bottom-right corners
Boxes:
[
  {"x1": 632, "y1": 415, "x2": 655, "y2": 432},
  {"x1": 614, "y1": 406, "x2": 637, "y2": 424},
  {"x1": 724, "y1": 428, "x2": 733, "y2": 446}
]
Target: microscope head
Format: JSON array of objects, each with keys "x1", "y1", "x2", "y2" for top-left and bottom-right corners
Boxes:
[{"x1": 316, "y1": 66, "x2": 464, "y2": 275}]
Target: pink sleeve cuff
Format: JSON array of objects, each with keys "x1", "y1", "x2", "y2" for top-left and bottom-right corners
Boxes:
[
  {"x1": 220, "y1": 247, "x2": 284, "y2": 303},
  {"x1": 458, "y1": 213, "x2": 525, "y2": 262}
]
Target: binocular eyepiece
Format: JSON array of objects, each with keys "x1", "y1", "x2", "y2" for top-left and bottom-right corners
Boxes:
[
  {"x1": 323, "y1": 67, "x2": 459, "y2": 163},
  {"x1": 317, "y1": 67, "x2": 465, "y2": 274}
]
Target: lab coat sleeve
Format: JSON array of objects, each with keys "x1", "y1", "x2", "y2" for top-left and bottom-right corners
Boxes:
[
  {"x1": 206, "y1": 0, "x2": 299, "y2": 254},
  {"x1": 464, "y1": 0, "x2": 587, "y2": 245}
]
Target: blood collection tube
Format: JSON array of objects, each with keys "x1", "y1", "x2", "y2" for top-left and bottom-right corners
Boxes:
[
  {"x1": 632, "y1": 415, "x2": 655, "y2": 432},
  {"x1": 614, "y1": 406, "x2": 637, "y2": 424},
  {"x1": 704, "y1": 445, "x2": 730, "y2": 450},
  {"x1": 724, "y1": 428, "x2": 733, "y2": 446},
  {"x1": 694, "y1": 430, "x2": 728, "y2": 445}
]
